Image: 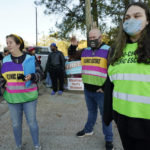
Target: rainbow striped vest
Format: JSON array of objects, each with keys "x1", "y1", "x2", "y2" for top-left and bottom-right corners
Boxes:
[
  {"x1": 81, "y1": 44, "x2": 110, "y2": 86},
  {"x1": 1, "y1": 54, "x2": 38, "y2": 103}
]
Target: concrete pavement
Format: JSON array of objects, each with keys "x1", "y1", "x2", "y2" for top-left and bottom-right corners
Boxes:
[{"x1": 0, "y1": 86, "x2": 123, "y2": 150}]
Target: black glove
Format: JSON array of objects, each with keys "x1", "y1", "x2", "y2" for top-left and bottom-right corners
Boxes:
[{"x1": 17, "y1": 74, "x2": 25, "y2": 81}]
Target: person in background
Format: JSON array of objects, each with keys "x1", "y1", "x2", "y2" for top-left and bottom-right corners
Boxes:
[
  {"x1": 41, "y1": 46, "x2": 52, "y2": 88},
  {"x1": 68, "y1": 29, "x2": 113, "y2": 150},
  {"x1": 27, "y1": 46, "x2": 36, "y2": 56},
  {"x1": 3, "y1": 48, "x2": 10, "y2": 56},
  {"x1": 22, "y1": 47, "x2": 28, "y2": 53},
  {"x1": 0, "y1": 53, "x2": 3, "y2": 60},
  {"x1": 0, "y1": 53, "x2": 3, "y2": 97},
  {"x1": 27, "y1": 46, "x2": 45, "y2": 94},
  {"x1": 45, "y1": 43, "x2": 65, "y2": 95},
  {"x1": 27, "y1": 47, "x2": 44, "y2": 73},
  {"x1": 103, "y1": 2, "x2": 150, "y2": 150},
  {"x1": 68, "y1": 36, "x2": 80, "y2": 61},
  {"x1": 0, "y1": 34, "x2": 43, "y2": 150}
]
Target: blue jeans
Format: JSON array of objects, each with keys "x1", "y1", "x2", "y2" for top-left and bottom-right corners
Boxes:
[
  {"x1": 46, "y1": 72, "x2": 52, "y2": 87},
  {"x1": 8, "y1": 100, "x2": 39, "y2": 147},
  {"x1": 84, "y1": 88, "x2": 113, "y2": 142}
]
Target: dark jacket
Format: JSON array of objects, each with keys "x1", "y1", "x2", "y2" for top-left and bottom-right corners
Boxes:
[
  {"x1": 68, "y1": 45, "x2": 83, "y2": 61},
  {"x1": 45, "y1": 50, "x2": 65, "y2": 72},
  {"x1": 0, "y1": 53, "x2": 3, "y2": 61},
  {"x1": 103, "y1": 76, "x2": 114, "y2": 125}
]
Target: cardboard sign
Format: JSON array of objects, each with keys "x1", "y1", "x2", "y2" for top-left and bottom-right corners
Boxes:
[{"x1": 67, "y1": 78, "x2": 84, "y2": 91}]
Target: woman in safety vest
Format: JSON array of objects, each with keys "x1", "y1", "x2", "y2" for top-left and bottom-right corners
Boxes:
[
  {"x1": 0, "y1": 34, "x2": 42, "y2": 150},
  {"x1": 103, "y1": 2, "x2": 150, "y2": 150}
]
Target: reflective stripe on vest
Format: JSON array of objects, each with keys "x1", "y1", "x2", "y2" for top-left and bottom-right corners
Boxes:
[
  {"x1": 6, "y1": 83, "x2": 37, "y2": 90},
  {"x1": 82, "y1": 70, "x2": 107, "y2": 78},
  {"x1": 113, "y1": 91, "x2": 150, "y2": 104},
  {"x1": 110, "y1": 73, "x2": 150, "y2": 82}
]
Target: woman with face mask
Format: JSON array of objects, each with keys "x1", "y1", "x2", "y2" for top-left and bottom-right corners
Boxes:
[
  {"x1": 103, "y1": 2, "x2": 150, "y2": 150},
  {"x1": 0, "y1": 34, "x2": 42, "y2": 150}
]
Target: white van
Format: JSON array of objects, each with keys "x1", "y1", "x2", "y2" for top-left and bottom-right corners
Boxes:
[{"x1": 34, "y1": 46, "x2": 51, "y2": 70}]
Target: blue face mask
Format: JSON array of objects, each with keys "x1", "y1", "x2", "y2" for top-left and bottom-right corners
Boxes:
[{"x1": 123, "y1": 19, "x2": 142, "y2": 36}]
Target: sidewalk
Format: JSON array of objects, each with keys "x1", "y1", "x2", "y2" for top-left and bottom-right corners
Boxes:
[{"x1": 0, "y1": 87, "x2": 123, "y2": 150}]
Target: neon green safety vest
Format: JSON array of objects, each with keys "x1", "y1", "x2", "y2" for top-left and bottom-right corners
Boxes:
[{"x1": 108, "y1": 43, "x2": 150, "y2": 119}]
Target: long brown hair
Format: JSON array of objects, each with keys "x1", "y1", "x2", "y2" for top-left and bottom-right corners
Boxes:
[{"x1": 109, "y1": 2, "x2": 150, "y2": 65}]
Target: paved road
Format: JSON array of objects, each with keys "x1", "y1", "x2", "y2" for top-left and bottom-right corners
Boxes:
[{"x1": 0, "y1": 86, "x2": 123, "y2": 150}]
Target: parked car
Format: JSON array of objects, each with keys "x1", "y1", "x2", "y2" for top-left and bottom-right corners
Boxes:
[{"x1": 34, "y1": 46, "x2": 51, "y2": 70}]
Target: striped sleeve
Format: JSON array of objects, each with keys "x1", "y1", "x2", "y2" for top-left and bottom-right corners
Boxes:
[{"x1": 31, "y1": 58, "x2": 44, "y2": 82}]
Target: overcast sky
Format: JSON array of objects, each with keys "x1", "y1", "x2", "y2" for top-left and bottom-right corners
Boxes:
[{"x1": 0, "y1": 0, "x2": 58, "y2": 50}]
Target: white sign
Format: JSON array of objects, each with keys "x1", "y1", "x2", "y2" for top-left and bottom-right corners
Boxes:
[{"x1": 67, "y1": 78, "x2": 84, "y2": 91}]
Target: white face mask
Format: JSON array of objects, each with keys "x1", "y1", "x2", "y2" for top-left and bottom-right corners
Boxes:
[{"x1": 123, "y1": 18, "x2": 142, "y2": 36}]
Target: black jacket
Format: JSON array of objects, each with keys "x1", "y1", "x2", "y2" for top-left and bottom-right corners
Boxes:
[
  {"x1": 103, "y1": 76, "x2": 114, "y2": 126},
  {"x1": 45, "y1": 50, "x2": 65, "y2": 72}
]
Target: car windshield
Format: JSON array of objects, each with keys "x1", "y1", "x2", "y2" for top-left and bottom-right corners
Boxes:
[{"x1": 35, "y1": 47, "x2": 49, "y2": 54}]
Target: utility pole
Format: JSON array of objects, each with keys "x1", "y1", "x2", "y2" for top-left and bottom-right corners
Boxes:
[
  {"x1": 35, "y1": 7, "x2": 38, "y2": 46},
  {"x1": 85, "y1": 0, "x2": 92, "y2": 40}
]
